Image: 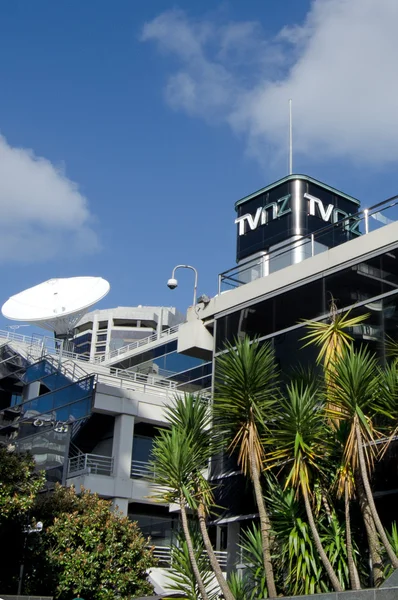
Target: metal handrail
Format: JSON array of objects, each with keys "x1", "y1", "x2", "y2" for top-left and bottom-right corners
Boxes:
[
  {"x1": 152, "y1": 546, "x2": 172, "y2": 564},
  {"x1": 99, "y1": 323, "x2": 181, "y2": 363},
  {"x1": 97, "y1": 370, "x2": 177, "y2": 397},
  {"x1": 150, "y1": 545, "x2": 227, "y2": 568},
  {"x1": 0, "y1": 330, "x2": 96, "y2": 365},
  {"x1": 131, "y1": 459, "x2": 154, "y2": 479},
  {"x1": 0, "y1": 323, "x2": 183, "y2": 369},
  {"x1": 219, "y1": 193, "x2": 398, "y2": 293},
  {"x1": 214, "y1": 550, "x2": 228, "y2": 568},
  {"x1": 114, "y1": 368, "x2": 177, "y2": 389},
  {"x1": 68, "y1": 453, "x2": 114, "y2": 476}
]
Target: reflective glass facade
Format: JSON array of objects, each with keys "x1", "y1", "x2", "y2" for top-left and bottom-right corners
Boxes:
[
  {"x1": 109, "y1": 329, "x2": 154, "y2": 352},
  {"x1": 216, "y1": 248, "x2": 398, "y2": 368},
  {"x1": 115, "y1": 340, "x2": 211, "y2": 389},
  {"x1": 14, "y1": 359, "x2": 95, "y2": 484}
]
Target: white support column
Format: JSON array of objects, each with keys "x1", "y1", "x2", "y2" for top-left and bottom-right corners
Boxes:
[
  {"x1": 112, "y1": 497, "x2": 129, "y2": 515},
  {"x1": 227, "y1": 522, "x2": 240, "y2": 574},
  {"x1": 90, "y1": 314, "x2": 98, "y2": 362},
  {"x1": 22, "y1": 380, "x2": 41, "y2": 401},
  {"x1": 112, "y1": 414, "x2": 135, "y2": 480}
]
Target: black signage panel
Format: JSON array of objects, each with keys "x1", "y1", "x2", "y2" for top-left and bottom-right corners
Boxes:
[{"x1": 235, "y1": 175, "x2": 361, "y2": 262}]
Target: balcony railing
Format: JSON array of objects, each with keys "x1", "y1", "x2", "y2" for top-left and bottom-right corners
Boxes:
[
  {"x1": 131, "y1": 459, "x2": 154, "y2": 479},
  {"x1": 152, "y1": 545, "x2": 172, "y2": 565},
  {"x1": 99, "y1": 323, "x2": 181, "y2": 363},
  {"x1": 151, "y1": 545, "x2": 227, "y2": 569},
  {"x1": 219, "y1": 194, "x2": 398, "y2": 293},
  {"x1": 68, "y1": 453, "x2": 114, "y2": 477}
]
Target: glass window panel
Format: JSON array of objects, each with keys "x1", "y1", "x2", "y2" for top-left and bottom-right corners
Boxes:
[{"x1": 132, "y1": 436, "x2": 154, "y2": 463}]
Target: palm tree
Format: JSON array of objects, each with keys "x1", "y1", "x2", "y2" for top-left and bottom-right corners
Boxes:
[
  {"x1": 302, "y1": 298, "x2": 369, "y2": 377},
  {"x1": 265, "y1": 381, "x2": 343, "y2": 592},
  {"x1": 266, "y1": 474, "x2": 324, "y2": 596},
  {"x1": 214, "y1": 337, "x2": 278, "y2": 598},
  {"x1": 150, "y1": 427, "x2": 211, "y2": 600},
  {"x1": 327, "y1": 345, "x2": 398, "y2": 571},
  {"x1": 168, "y1": 528, "x2": 219, "y2": 600},
  {"x1": 302, "y1": 303, "x2": 385, "y2": 584},
  {"x1": 164, "y1": 394, "x2": 235, "y2": 600},
  {"x1": 333, "y1": 421, "x2": 361, "y2": 590}
]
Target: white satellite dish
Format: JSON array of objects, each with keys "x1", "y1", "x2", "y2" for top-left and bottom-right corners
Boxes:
[{"x1": 2, "y1": 276, "x2": 110, "y2": 336}]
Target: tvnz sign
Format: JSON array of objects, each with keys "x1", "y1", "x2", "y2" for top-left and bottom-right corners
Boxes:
[{"x1": 235, "y1": 176, "x2": 361, "y2": 262}]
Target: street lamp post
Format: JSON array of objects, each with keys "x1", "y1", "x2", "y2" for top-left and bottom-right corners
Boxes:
[
  {"x1": 167, "y1": 265, "x2": 198, "y2": 307},
  {"x1": 17, "y1": 521, "x2": 43, "y2": 595}
]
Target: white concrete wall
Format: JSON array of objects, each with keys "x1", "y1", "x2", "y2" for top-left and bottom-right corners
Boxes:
[{"x1": 66, "y1": 472, "x2": 165, "y2": 510}]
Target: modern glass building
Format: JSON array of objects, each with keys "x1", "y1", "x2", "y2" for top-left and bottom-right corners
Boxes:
[{"x1": 1, "y1": 173, "x2": 398, "y2": 592}]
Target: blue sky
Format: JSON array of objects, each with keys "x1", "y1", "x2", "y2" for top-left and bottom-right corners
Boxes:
[{"x1": 0, "y1": 0, "x2": 397, "y2": 331}]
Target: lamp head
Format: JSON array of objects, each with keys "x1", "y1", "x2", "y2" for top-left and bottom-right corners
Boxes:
[{"x1": 167, "y1": 278, "x2": 178, "y2": 290}]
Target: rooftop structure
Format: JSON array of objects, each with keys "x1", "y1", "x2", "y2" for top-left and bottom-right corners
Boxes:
[{"x1": 72, "y1": 305, "x2": 184, "y2": 363}]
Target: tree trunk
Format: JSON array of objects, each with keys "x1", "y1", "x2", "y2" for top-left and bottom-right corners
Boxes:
[
  {"x1": 356, "y1": 422, "x2": 398, "y2": 569},
  {"x1": 249, "y1": 451, "x2": 277, "y2": 598},
  {"x1": 355, "y1": 470, "x2": 383, "y2": 587},
  {"x1": 197, "y1": 502, "x2": 235, "y2": 600},
  {"x1": 180, "y1": 496, "x2": 210, "y2": 600},
  {"x1": 345, "y1": 480, "x2": 361, "y2": 590},
  {"x1": 301, "y1": 481, "x2": 343, "y2": 592}
]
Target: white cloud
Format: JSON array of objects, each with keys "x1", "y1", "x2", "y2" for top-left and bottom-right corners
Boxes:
[
  {"x1": 142, "y1": 0, "x2": 398, "y2": 166},
  {"x1": 0, "y1": 134, "x2": 99, "y2": 263}
]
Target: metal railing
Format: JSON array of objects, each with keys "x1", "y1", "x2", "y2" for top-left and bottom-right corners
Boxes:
[
  {"x1": 68, "y1": 453, "x2": 114, "y2": 476},
  {"x1": 131, "y1": 459, "x2": 154, "y2": 479},
  {"x1": 214, "y1": 550, "x2": 228, "y2": 568},
  {"x1": 99, "y1": 323, "x2": 181, "y2": 363},
  {"x1": 150, "y1": 545, "x2": 227, "y2": 568},
  {"x1": 43, "y1": 354, "x2": 89, "y2": 382},
  {"x1": 152, "y1": 545, "x2": 172, "y2": 565},
  {"x1": 97, "y1": 369, "x2": 177, "y2": 397},
  {"x1": 219, "y1": 193, "x2": 398, "y2": 293},
  {"x1": 0, "y1": 329, "x2": 95, "y2": 365},
  {"x1": 1, "y1": 330, "x2": 180, "y2": 398}
]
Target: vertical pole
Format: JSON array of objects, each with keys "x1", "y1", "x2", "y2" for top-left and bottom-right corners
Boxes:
[
  {"x1": 58, "y1": 338, "x2": 63, "y2": 369},
  {"x1": 289, "y1": 99, "x2": 293, "y2": 175},
  {"x1": 157, "y1": 307, "x2": 163, "y2": 340},
  {"x1": 364, "y1": 209, "x2": 369, "y2": 234},
  {"x1": 311, "y1": 233, "x2": 315, "y2": 257},
  {"x1": 17, "y1": 563, "x2": 24, "y2": 595},
  {"x1": 193, "y1": 274, "x2": 198, "y2": 307},
  {"x1": 17, "y1": 527, "x2": 28, "y2": 595}
]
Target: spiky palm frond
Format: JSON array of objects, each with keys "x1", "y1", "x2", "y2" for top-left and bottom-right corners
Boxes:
[
  {"x1": 385, "y1": 335, "x2": 398, "y2": 362},
  {"x1": 266, "y1": 475, "x2": 355, "y2": 594},
  {"x1": 301, "y1": 306, "x2": 369, "y2": 369},
  {"x1": 326, "y1": 345, "x2": 382, "y2": 475},
  {"x1": 214, "y1": 337, "x2": 278, "y2": 475},
  {"x1": 287, "y1": 364, "x2": 322, "y2": 395},
  {"x1": 265, "y1": 381, "x2": 329, "y2": 494},
  {"x1": 239, "y1": 524, "x2": 268, "y2": 599},
  {"x1": 375, "y1": 362, "x2": 398, "y2": 457},
  {"x1": 384, "y1": 522, "x2": 398, "y2": 580},
  {"x1": 150, "y1": 428, "x2": 205, "y2": 509},
  {"x1": 330, "y1": 421, "x2": 356, "y2": 500},
  {"x1": 165, "y1": 393, "x2": 216, "y2": 457},
  {"x1": 320, "y1": 513, "x2": 350, "y2": 590},
  {"x1": 227, "y1": 571, "x2": 252, "y2": 600},
  {"x1": 167, "y1": 529, "x2": 219, "y2": 600},
  {"x1": 160, "y1": 393, "x2": 218, "y2": 515}
]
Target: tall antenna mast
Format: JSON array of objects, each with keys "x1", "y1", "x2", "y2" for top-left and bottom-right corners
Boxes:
[{"x1": 289, "y1": 98, "x2": 293, "y2": 175}]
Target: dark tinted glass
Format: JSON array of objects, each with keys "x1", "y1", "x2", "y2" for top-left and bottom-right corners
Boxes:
[{"x1": 217, "y1": 249, "x2": 398, "y2": 352}]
